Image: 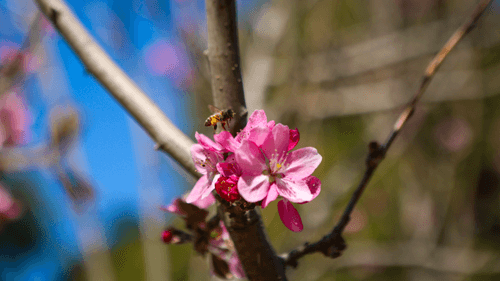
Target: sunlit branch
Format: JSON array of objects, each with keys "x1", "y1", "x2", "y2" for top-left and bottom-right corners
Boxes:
[
  {"x1": 282, "y1": 0, "x2": 494, "y2": 268},
  {"x1": 34, "y1": 0, "x2": 200, "y2": 178}
]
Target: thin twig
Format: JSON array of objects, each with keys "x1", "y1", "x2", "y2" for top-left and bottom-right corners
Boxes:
[
  {"x1": 282, "y1": 0, "x2": 493, "y2": 267},
  {"x1": 34, "y1": 0, "x2": 200, "y2": 178}
]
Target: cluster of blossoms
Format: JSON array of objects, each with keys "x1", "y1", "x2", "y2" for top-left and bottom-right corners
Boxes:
[
  {"x1": 186, "y1": 110, "x2": 322, "y2": 232},
  {"x1": 161, "y1": 197, "x2": 244, "y2": 279}
]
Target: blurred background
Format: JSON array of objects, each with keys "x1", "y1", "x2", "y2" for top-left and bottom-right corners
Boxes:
[{"x1": 0, "y1": 0, "x2": 499, "y2": 280}]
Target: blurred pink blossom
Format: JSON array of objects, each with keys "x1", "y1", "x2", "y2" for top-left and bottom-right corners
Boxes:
[
  {"x1": 0, "y1": 43, "x2": 40, "y2": 74},
  {"x1": 143, "y1": 39, "x2": 194, "y2": 87},
  {"x1": 0, "y1": 91, "x2": 32, "y2": 147},
  {"x1": 0, "y1": 183, "x2": 22, "y2": 221}
]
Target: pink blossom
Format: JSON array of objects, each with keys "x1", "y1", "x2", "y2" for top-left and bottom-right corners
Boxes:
[
  {"x1": 235, "y1": 123, "x2": 322, "y2": 206},
  {"x1": 187, "y1": 110, "x2": 322, "y2": 231},
  {"x1": 143, "y1": 39, "x2": 194, "y2": 87}
]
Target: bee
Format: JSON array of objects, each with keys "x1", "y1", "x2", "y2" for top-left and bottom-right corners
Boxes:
[{"x1": 205, "y1": 105, "x2": 235, "y2": 131}]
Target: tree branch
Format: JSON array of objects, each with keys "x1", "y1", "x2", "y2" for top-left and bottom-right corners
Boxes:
[
  {"x1": 205, "y1": 0, "x2": 286, "y2": 280},
  {"x1": 33, "y1": 0, "x2": 200, "y2": 178},
  {"x1": 282, "y1": 0, "x2": 494, "y2": 268},
  {"x1": 206, "y1": 0, "x2": 247, "y2": 134}
]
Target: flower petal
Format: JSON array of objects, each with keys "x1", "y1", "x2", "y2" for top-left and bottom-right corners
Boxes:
[
  {"x1": 262, "y1": 124, "x2": 289, "y2": 162},
  {"x1": 201, "y1": 174, "x2": 219, "y2": 199},
  {"x1": 196, "y1": 132, "x2": 223, "y2": 151},
  {"x1": 247, "y1": 125, "x2": 271, "y2": 147},
  {"x1": 236, "y1": 110, "x2": 268, "y2": 143},
  {"x1": 235, "y1": 140, "x2": 267, "y2": 176},
  {"x1": 261, "y1": 183, "x2": 278, "y2": 208},
  {"x1": 191, "y1": 144, "x2": 209, "y2": 174},
  {"x1": 297, "y1": 176, "x2": 321, "y2": 204},
  {"x1": 186, "y1": 175, "x2": 210, "y2": 204},
  {"x1": 238, "y1": 174, "x2": 270, "y2": 202},
  {"x1": 282, "y1": 147, "x2": 322, "y2": 179},
  {"x1": 278, "y1": 199, "x2": 303, "y2": 232},
  {"x1": 276, "y1": 177, "x2": 313, "y2": 203},
  {"x1": 192, "y1": 193, "x2": 216, "y2": 209},
  {"x1": 214, "y1": 131, "x2": 239, "y2": 152},
  {"x1": 288, "y1": 128, "x2": 300, "y2": 151}
]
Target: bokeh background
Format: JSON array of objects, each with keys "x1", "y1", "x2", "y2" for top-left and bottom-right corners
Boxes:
[{"x1": 1, "y1": 0, "x2": 500, "y2": 280}]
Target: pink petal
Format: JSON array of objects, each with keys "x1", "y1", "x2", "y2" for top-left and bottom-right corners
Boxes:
[
  {"x1": 282, "y1": 147, "x2": 322, "y2": 180},
  {"x1": 192, "y1": 193, "x2": 216, "y2": 209},
  {"x1": 196, "y1": 132, "x2": 223, "y2": 152},
  {"x1": 235, "y1": 140, "x2": 267, "y2": 176},
  {"x1": 216, "y1": 161, "x2": 241, "y2": 177},
  {"x1": 247, "y1": 110, "x2": 268, "y2": 127},
  {"x1": 276, "y1": 177, "x2": 313, "y2": 203},
  {"x1": 261, "y1": 183, "x2": 278, "y2": 208},
  {"x1": 288, "y1": 128, "x2": 300, "y2": 151},
  {"x1": 191, "y1": 144, "x2": 209, "y2": 174},
  {"x1": 238, "y1": 174, "x2": 270, "y2": 202},
  {"x1": 235, "y1": 110, "x2": 268, "y2": 143},
  {"x1": 262, "y1": 124, "x2": 289, "y2": 161},
  {"x1": 201, "y1": 174, "x2": 218, "y2": 199},
  {"x1": 247, "y1": 125, "x2": 271, "y2": 147},
  {"x1": 298, "y1": 176, "x2": 321, "y2": 204},
  {"x1": 214, "y1": 131, "x2": 239, "y2": 152},
  {"x1": 267, "y1": 120, "x2": 275, "y2": 129},
  {"x1": 186, "y1": 175, "x2": 210, "y2": 204},
  {"x1": 278, "y1": 199, "x2": 303, "y2": 232}
]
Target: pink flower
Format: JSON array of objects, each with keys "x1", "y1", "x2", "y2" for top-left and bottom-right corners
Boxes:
[
  {"x1": 235, "y1": 124, "x2": 322, "y2": 206},
  {"x1": 186, "y1": 109, "x2": 322, "y2": 231}
]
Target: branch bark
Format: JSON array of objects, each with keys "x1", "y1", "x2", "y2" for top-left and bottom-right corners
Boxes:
[
  {"x1": 282, "y1": 0, "x2": 494, "y2": 268},
  {"x1": 34, "y1": 0, "x2": 200, "y2": 178},
  {"x1": 206, "y1": 0, "x2": 247, "y2": 134},
  {"x1": 205, "y1": 0, "x2": 286, "y2": 280}
]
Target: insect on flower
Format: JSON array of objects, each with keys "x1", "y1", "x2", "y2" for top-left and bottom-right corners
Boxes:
[{"x1": 205, "y1": 105, "x2": 235, "y2": 131}]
